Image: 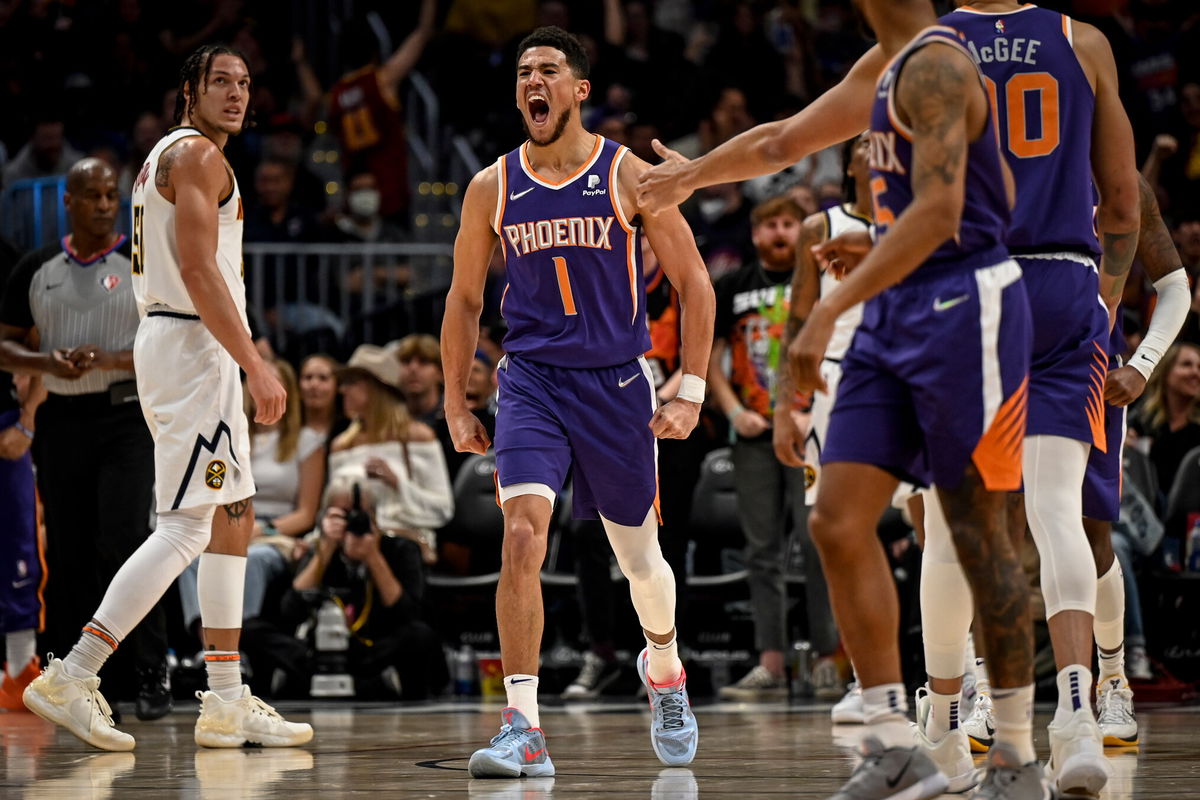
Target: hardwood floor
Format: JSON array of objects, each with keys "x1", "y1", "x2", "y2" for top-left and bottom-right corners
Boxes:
[{"x1": 2, "y1": 701, "x2": 1197, "y2": 798}]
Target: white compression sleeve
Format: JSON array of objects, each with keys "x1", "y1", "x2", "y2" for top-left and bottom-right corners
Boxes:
[
  {"x1": 197, "y1": 552, "x2": 248, "y2": 629},
  {"x1": 1094, "y1": 559, "x2": 1125, "y2": 652},
  {"x1": 919, "y1": 490, "x2": 975, "y2": 679},
  {"x1": 1128, "y1": 269, "x2": 1191, "y2": 380},
  {"x1": 1024, "y1": 435, "x2": 1096, "y2": 618},
  {"x1": 600, "y1": 508, "x2": 675, "y2": 635},
  {"x1": 93, "y1": 506, "x2": 215, "y2": 641}
]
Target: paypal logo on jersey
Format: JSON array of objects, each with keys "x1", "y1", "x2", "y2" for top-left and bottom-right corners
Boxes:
[{"x1": 581, "y1": 173, "x2": 607, "y2": 197}]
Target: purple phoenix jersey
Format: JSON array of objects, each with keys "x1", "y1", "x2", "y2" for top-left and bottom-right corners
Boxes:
[
  {"x1": 869, "y1": 26, "x2": 1011, "y2": 279},
  {"x1": 945, "y1": 4, "x2": 1099, "y2": 256},
  {"x1": 494, "y1": 135, "x2": 650, "y2": 368}
]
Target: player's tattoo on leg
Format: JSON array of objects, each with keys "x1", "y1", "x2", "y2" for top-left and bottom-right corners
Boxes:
[
  {"x1": 937, "y1": 465, "x2": 1033, "y2": 689},
  {"x1": 223, "y1": 500, "x2": 250, "y2": 524}
]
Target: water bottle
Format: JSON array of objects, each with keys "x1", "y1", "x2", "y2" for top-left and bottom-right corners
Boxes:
[
  {"x1": 311, "y1": 599, "x2": 354, "y2": 697},
  {"x1": 790, "y1": 640, "x2": 814, "y2": 699},
  {"x1": 1187, "y1": 520, "x2": 1200, "y2": 573},
  {"x1": 454, "y1": 644, "x2": 477, "y2": 696}
]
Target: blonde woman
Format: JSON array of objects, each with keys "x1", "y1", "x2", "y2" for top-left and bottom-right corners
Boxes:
[
  {"x1": 298, "y1": 354, "x2": 343, "y2": 441},
  {"x1": 330, "y1": 345, "x2": 453, "y2": 563},
  {"x1": 1135, "y1": 342, "x2": 1200, "y2": 492}
]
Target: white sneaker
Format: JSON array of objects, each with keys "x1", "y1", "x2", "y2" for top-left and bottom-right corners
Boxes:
[
  {"x1": 914, "y1": 687, "x2": 979, "y2": 793},
  {"x1": 960, "y1": 688, "x2": 994, "y2": 753},
  {"x1": 811, "y1": 657, "x2": 845, "y2": 700},
  {"x1": 194, "y1": 687, "x2": 314, "y2": 748},
  {"x1": 830, "y1": 681, "x2": 864, "y2": 724},
  {"x1": 1127, "y1": 646, "x2": 1153, "y2": 682},
  {"x1": 1046, "y1": 708, "x2": 1112, "y2": 797},
  {"x1": 717, "y1": 665, "x2": 786, "y2": 702},
  {"x1": 1096, "y1": 675, "x2": 1139, "y2": 746},
  {"x1": 22, "y1": 657, "x2": 135, "y2": 752}
]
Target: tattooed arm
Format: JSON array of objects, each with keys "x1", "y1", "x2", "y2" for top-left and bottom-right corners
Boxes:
[
  {"x1": 1076, "y1": 20, "x2": 1140, "y2": 319},
  {"x1": 788, "y1": 44, "x2": 976, "y2": 392}
]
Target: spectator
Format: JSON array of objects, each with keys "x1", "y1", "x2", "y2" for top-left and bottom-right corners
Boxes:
[
  {"x1": 0, "y1": 158, "x2": 168, "y2": 718},
  {"x1": 298, "y1": 354, "x2": 346, "y2": 442},
  {"x1": 1134, "y1": 342, "x2": 1200, "y2": 495},
  {"x1": 328, "y1": 0, "x2": 437, "y2": 221},
  {"x1": 178, "y1": 358, "x2": 325, "y2": 640},
  {"x1": 667, "y1": 86, "x2": 754, "y2": 161},
  {"x1": 393, "y1": 333, "x2": 442, "y2": 426},
  {"x1": 708, "y1": 195, "x2": 813, "y2": 701},
  {"x1": 688, "y1": 182, "x2": 754, "y2": 280},
  {"x1": 283, "y1": 476, "x2": 449, "y2": 700},
  {"x1": 117, "y1": 111, "x2": 164, "y2": 198},
  {"x1": 330, "y1": 345, "x2": 454, "y2": 565},
  {"x1": 2, "y1": 116, "x2": 83, "y2": 187},
  {"x1": 244, "y1": 157, "x2": 318, "y2": 244},
  {"x1": 327, "y1": 171, "x2": 406, "y2": 245}
]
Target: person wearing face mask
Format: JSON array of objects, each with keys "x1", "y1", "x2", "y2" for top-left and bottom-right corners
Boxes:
[{"x1": 330, "y1": 172, "x2": 406, "y2": 245}]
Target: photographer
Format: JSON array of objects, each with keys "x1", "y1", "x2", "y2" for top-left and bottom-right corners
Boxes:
[{"x1": 282, "y1": 477, "x2": 448, "y2": 700}]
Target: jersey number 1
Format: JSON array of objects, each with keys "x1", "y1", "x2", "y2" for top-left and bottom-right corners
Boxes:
[
  {"x1": 983, "y1": 73, "x2": 1061, "y2": 158},
  {"x1": 552, "y1": 257, "x2": 577, "y2": 316},
  {"x1": 131, "y1": 204, "x2": 145, "y2": 275}
]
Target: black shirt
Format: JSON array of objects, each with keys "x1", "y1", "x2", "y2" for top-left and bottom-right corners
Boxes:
[{"x1": 713, "y1": 261, "x2": 794, "y2": 421}]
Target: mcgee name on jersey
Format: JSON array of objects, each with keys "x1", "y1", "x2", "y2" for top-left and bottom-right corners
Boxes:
[
  {"x1": 503, "y1": 216, "x2": 617, "y2": 257},
  {"x1": 965, "y1": 37, "x2": 1042, "y2": 66}
]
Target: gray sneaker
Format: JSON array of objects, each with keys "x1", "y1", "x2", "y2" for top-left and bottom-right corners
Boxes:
[
  {"x1": 468, "y1": 708, "x2": 555, "y2": 778},
  {"x1": 637, "y1": 648, "x2": 699, "y2": 765},
  {"x1": 829, "y1": 736, "x2": 948, "y2": 800},
  {"x1": 974, "y1": 741, "x2": 1056, "y2": 799}
]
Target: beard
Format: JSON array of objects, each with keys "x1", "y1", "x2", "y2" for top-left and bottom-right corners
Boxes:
[
  {"x1": 760, "y1": 242, "x2": 797, "y2": 269},
  {"x1": 525, "y1": 103, "x2": 572, "y2": 146}
]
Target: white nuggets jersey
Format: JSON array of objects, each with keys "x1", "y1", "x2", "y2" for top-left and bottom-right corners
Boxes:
[
  {"x1": 130, "y1": 127, "x2": 247, "y2": 328},
  {"x1": 821, "y1": 204, "x2": 871, "y2": 361}
]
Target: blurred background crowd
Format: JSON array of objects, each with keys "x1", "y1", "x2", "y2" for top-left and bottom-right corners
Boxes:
[{"x1": 1, "y1": 0, "x2": 1199, "y2": 711}]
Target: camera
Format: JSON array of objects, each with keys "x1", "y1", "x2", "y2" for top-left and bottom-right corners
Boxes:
[{"x1": 345, "y1": 483, "x2": 372, "y2": 537}]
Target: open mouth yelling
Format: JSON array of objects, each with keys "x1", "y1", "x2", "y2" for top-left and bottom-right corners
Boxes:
[{"x1": 527, "y1": 93, "x2": 550, "y2": 126}]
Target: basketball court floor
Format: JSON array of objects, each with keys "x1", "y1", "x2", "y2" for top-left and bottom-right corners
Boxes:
[{"x1": 2, "y1": 701, "x2": 1195, "y2": 798}]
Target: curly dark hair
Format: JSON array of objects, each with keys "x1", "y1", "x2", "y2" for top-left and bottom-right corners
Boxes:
[
  {"x1": 516, "y1": 26, "x2": 589, "y2": 80},
  {"x1": 173, "y1": 44, "x2": 249, "y2": 126}
]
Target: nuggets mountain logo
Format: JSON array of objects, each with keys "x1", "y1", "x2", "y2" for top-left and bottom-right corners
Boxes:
[
  {"x1": 205, "y1": 460, "x2": 227, "y2": 490},
  {"x1": 803, "y1": 464, "x2": 817, "y2": 490}
]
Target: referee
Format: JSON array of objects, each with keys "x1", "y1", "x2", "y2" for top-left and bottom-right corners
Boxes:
[{"x1": 0, "y1": 158, "x2": 170, "y2": 720}]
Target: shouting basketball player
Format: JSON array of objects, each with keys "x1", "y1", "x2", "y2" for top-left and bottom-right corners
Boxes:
[
  {"x1": 442, "y1": 26, "x2": 714, "y2": 779},
  {"x1": 23, "y1": 45, "x2": 312, "y2": 751}
]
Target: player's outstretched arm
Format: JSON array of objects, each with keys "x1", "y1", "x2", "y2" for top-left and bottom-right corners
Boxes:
[
  {"x1": 441, "y1": 164, "x2": 498, "y2": 455},
  {"x1": 626, "y1": 154, "x2": 715, "y2": 440},
  {"x1": 171, "y1": 138, "x2": 284, "y2": 424},
  {"x1": 636, "y1": 45, "x2": 886, "y2": 214},
  {"x1": 1077, "y1": 20, "x2": 1139, "y2": 318},
  {"x1": 790, "y1": 44, "x2": 973, "y2": 393},
  {"x1": 1105, "y1": 174, "x2": 1194, "y2": 405}
]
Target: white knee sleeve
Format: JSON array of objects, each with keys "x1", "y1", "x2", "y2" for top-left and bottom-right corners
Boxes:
[
  {"x1": 1094, "y1": 559, "x2": 1124, "y2": 651},
  {"x1": 198, "y1": 553, "x2": 247, "y2": 629},
  {"x1": 601, "y1": 509, "x2": 676, "y2": 635},
  {"x1": 93, "y1": 506, "x2": 215, "y2": 641},
  {"x1": 920, "y1": 490, "x2": 975, "y2": 679},
  {"x1": 1023, "y1": 435, "x2": 1096, "y2": 618}
]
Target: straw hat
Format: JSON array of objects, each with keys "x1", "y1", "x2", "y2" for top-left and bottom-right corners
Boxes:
[{"x1": 338, "y1": 344, "x2": 404, "y2": 397}]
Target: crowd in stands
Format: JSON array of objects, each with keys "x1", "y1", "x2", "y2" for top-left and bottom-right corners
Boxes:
[{"x1": 1, "y1": 0, "x2": 1200, "y2": 705}]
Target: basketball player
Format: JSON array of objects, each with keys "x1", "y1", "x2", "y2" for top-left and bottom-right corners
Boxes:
[
  {"x1": 23, "y1": 45, "x2": 312, "y2": 751},
  {"x1": 902, "y1": 5, "x2": 1140, "y2": 795},
  {"x1": 442, "y1": 27, "x2": 714, "y2": 778}
]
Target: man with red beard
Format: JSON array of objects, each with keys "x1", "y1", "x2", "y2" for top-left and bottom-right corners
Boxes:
[{"x1": 708, "y1": 195, "x2": 811, "y2": 701}]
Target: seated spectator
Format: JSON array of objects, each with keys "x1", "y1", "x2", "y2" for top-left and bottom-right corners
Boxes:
[
  {"x1": 282, "y1": 476, "x2": 449, "y2": 700},
  {"x1": 2, "y1": 115, "x2": 82, "y2": 187},
  {"x1": 1133, "y1": 342, "x2": 1200, "y2": 497},
  {"x1": 326, "y1": 171, "x2": 407, "y2": 245},
  {"x1": 393, "y1": 333, "x2": 443, "y2": 426},
  {"x1": 299, "y1": 353, "x2": 346, "y2": 443},
  {"x1": 244, "y1": 157, "x2": 318, "y2": 243},
  {"x1": 179, "y1": 358, "x2": 324, "y2": 640},
  {"x1": 331, "y1": 345, "x2": 454, "y2": 565}
]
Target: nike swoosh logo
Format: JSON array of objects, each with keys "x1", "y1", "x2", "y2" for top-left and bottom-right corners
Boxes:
[
  {"x1": 618, "y1": 375, "x2": 639, "y2": 388},
  {"x1": 11, "y1": 579, "x2": 33, "y2": 589},
  {"x1": 522, "y1": 745, "x2": 545, "y2": 761},
  {"x1": 984, "y1": 721, "x2": 995, "y2": 737},
  {"x1": 509, "y1": 187, "x2": 534, "y2": 201},
  {"x1": 509, "y1": 677, "x2": 534, "y2": 684},
  {"x1": 45, "y1": 282, "x2": 64, "y2": 291},
  {"x1": 885, "y1": 755, "x2": 911, "y2": 789},
  {"x1": 933, "y1": 294, "x2": 970, "y2": 312}
]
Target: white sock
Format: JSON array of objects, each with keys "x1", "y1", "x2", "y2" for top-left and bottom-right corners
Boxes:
[
  {"x1": 862, "y1": 683, "x2": 910, "y2": 748},
  {"x1": 645, "y1": 630, "x2": 683, "y2": 685},
  {"x1": 992, "y1": 684, "x2": 1035, "y2": 763},
  {"x1": 63, "y1": 624, "x2": 118, "y2": 679},
  {"x1": 1053, "y1": 665, "x2": 1093, "y2": 726},
  {"x1": 204, "y1": 651, "x2": 244, "y2": 701},
  {"x1": 5, "y1": 629, "x2": 36, "y2": 677},
  {"x1": 926, "y1": 689, "x2": 961, "y2": 739},
  {"x1": 504, "y1": 674, "x2": 539, "y2": 728},
  {"x1": 1095, "y1": 561, "x2": 1125, "y2": 679},
  {"x1": 975, "y1": 657, "x2": 991, "y2": 695}
]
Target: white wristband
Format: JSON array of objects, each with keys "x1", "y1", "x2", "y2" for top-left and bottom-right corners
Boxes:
[{"x1": 677, "y1": 373, "x2": 706, "y2": 404}]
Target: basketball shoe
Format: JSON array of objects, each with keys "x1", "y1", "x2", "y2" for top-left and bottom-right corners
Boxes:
[
  {"x1": 829, "y1": 736, "x2": 948, "y2": 800},
  {"x1": 469, "y1": 708, "x2": 555, "y2": 778},
  {"x1": 0, "y1": 656, "x2": 39, "y2": 711},
  {"x1": 193, "y1": 687, "x2": 313, "y2": 748},
  {"x1": 717, "y1": 665, "x2": 786, "y2": 702},
  {"x1": 1045, "y1": 708, "x2": 1111, "y2": 797},
  {"x1": 22, "y1": 656, "x2": 134, "y2": 751},
  {"x1": 637, "y1": 648, "x2": 699, "y2": 765},
  {"x1": 561, "y1": 651, "x2": 621, "y2": 700},
  {"x1": 961, "y1": 688, "x2": 994, "y2": 753},
  {"x1": 1096, "y1": 675, "x2": 1138, "y2": 746},
  {"x1": 973, "y1": 742, "x2": 1054, "y2": 800},
  {"x1": 914, "y1": 687, "x2": 978, "y2": 793},
  {"x1": 831, "y1": 681, "x2": 865, "y2": 724}
]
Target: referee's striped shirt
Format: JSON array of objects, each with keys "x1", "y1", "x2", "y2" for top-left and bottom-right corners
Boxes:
[{"x1": 0, "y1": 236, "x2": 139, "y2": 396}]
